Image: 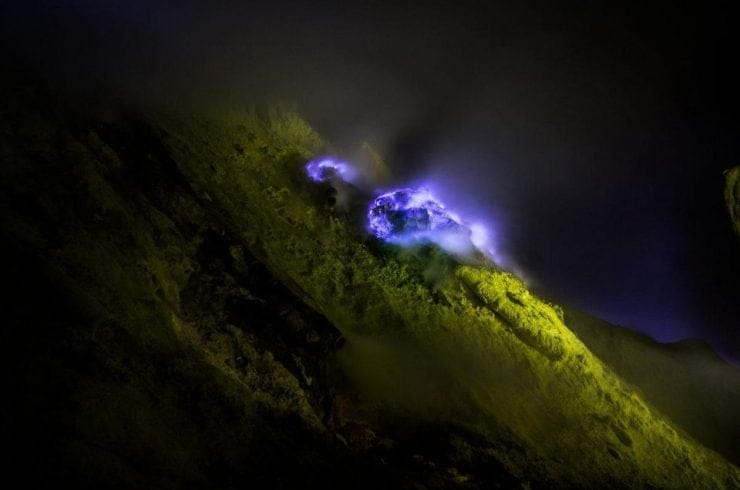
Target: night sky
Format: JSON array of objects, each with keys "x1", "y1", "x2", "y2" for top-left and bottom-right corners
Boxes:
[{"x1": 3, "y1": 1, "x2": 739, "y2": 360}]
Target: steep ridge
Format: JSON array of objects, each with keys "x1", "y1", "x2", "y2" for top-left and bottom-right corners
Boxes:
[{"x1": 2, "y1": 79, "x2": 738, "y2": 488}]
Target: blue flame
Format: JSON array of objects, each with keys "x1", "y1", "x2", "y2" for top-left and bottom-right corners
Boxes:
[
  {"x1": 367, "y1": 187, "x2": 488, "y2": 256},
  {"x1": 305, "y1": 157, "x2": 357, "y2": 184},
  {"x1": 367, "y1": 188, "x2": 460, "y2": 238},
  {"x1": 304, "y1": 156, "x2": 498, "y2": 260}
]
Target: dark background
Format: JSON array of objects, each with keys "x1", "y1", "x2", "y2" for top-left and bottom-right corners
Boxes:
[{"x1": 2, "y1": 1, "x2": 739, "y2": 360}]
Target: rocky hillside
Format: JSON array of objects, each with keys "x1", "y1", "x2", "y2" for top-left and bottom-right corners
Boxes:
[
  {"x1": 2, "y1": 78, "x2": 738, "y2": 488},
  {"x1": 727, "y1": 166, "x2": 740, "y2": 239}
]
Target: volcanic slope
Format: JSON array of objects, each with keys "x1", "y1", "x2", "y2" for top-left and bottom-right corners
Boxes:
[{"x1": 2, "y1": 81, "x2": 738, "y2": 488}]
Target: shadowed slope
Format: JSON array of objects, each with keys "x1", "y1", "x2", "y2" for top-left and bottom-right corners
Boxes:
[{"x1": 563, "y1": 308, "x2": 739, "y2": 465}]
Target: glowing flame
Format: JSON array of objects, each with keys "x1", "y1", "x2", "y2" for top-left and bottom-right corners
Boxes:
[
  {"x1": 366, "y1": 187, "x2": 491, "y2": 257},
  {"x1": 304, "y1": 156, "x2": 498, "y2": 260},
  {"x1": 305, "y1": 157, "x2": 357, "y2": 184}
]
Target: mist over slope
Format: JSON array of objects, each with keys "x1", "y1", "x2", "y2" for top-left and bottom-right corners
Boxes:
[
  {"x1": 3, "y1": 1, "x2": 740, "y2": 358},
  {"x1": 2, "y1": 77, "x2": 738, "y2": 488}
]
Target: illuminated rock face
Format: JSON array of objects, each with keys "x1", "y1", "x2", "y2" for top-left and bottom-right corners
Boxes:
[{"x1": 367, "y1": 188, "x2": 469, "y2": 243}]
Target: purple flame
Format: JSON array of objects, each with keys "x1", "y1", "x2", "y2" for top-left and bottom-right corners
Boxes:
[
  {"x1": 366, "y1": 187, "x2": 496, "y2": 258},
  {"x1": 305, "y1": 157, "x2": 357, "y2": 184}
]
